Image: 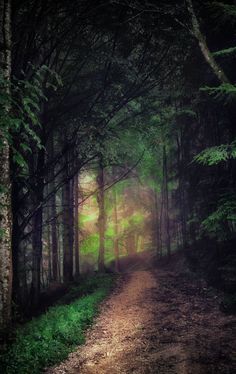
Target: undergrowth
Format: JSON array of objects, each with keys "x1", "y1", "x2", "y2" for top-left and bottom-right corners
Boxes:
[{"x1": 0, "y1": 274, "x2": 115, "y2": 374}]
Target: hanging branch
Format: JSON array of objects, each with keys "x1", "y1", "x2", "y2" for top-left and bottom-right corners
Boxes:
[{"x1": 186, "y1": 0, "x2": 230, "y2": 84}]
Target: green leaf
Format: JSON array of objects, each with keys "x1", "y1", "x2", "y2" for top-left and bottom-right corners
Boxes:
[{"x1": 13, "y1": 152, "x2": 27, "y2": 168}]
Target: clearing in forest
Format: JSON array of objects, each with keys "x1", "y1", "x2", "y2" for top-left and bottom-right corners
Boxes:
[{"x1": 46, "y1": 266, "x2": 236, "y2": 374}]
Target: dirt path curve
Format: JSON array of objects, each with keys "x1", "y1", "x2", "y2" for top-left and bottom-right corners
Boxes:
[{"x1": 46, "y1": 269, "x2": 236, "y2": 374}]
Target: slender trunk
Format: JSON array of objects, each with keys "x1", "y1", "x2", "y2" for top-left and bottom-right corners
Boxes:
[
  {"x1": 0, "y1": 0, "x2": 12, "y2": 332},
  {"x1": 154, "y1": 189, "x2": 160, "y2": 254},
  {"x1": 31, "y1": 204, "x2": 43, "y2": 306},
  {"x1": 11, "y1": 181, "x2": 21, "y2": 304},
  {"x1": 113, "y1": 185, "x2": 120, "y2": 272},
  {"x1": 48, "y1": 133, "x2": 58, "y2": 281},
  {"x1": 31, "y1": 146, "x2": 45, "y2": 306},
  {"x1": 129, "y1": 232, "x2": 136, "y2": 254},
  {"x1": 61, "y1": 148, "x2": 74, "y2": 283},
  {"x1": 51, "y1": 188, "x2": 58, "y2": 281},
  {"x1": 46, "y1": 201, "x2": 52, "y2": 282},
  {"x1": 57, "y1": 223, "x2": 62, "y2": 282},
  {"x1": 74, "y1": 173, "x2": 80, "y2": 278},
  {"x1": 159, "y1": 183, "x2": 164, "y2": 258},
  {"x1": 163, "y1": 145, "x2": 171, "y2": 258},
  {"x1": 51, "y1": 186, "x2": 58, "y2": 281},
  {"x1": 62, "y1": 177, "x2": 74, "y2": 282},
  {"x1": 176, "y1": 134, "x2": 187, "y2": 248},
  {"x1": 41, "y1": 261, "x2": 46, "y2": 289},
  {"x1": 69, "y1": 177, "x2": 74, "y2": 264},
  {"x1": 97, "y1": 160, "x2": 105, "y2": 272}
]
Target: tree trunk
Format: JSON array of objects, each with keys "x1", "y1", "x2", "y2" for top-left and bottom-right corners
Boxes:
[
  {"x1": 163, "y1": 145, "x2": 171, "y2": 258},
  {"x1": 159, "y1": 182, "x2": 164, "y2": 258},
  {"x1": 153, "y1": 188, "x2": 160, "y2": 254},
  {"x1": 0, "y1": 0, "x2": 12, "y2": 332},
  {"x1": 126, "y1": 232, "x2": 136, "y2": 255},
  {"x1": 176, "y1": 133, "x2": 187, "y2": 248},
  {"x1": 57, "y1": 223, "x2": 62, "y2": 282},
  {"x1": 69, "y1": 177, "x2": 74, "y2": 265},
  {"x1": 113, "y1": 184, "x2": 120, "y2": 272},
  {"x1": 48, "y1": 134, "x2": 58, "y2": 281},
  {"x1": 62, "y1": 181, "x2": 73, "y2": 282},
  {"x1": 12, "y1": 188, "x2": 29, "y2": 310},
  {"x1": 11, "y1": 181, "x2": 21, "y2": 305},
  {"x1": 31, "y1": 203, "x2": 43, "y2": 306},
  {"x1": 46, "y1": 200, "x2": 52, "y2": 282},
  {"x1": 62, "y1": 159, "x2": 73, "y2": 282},
  {"x1": 97, "y1": 160, "x2": 106, "y2": 272},
  {"x1": 31, "y1": 147, "x2": 45, "y2": 307},
  {"x1": 74, "y1": 173, "x2": 80, "y2": 278}
]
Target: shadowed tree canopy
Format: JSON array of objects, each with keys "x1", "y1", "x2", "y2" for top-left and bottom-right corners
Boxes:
[{"x1": 0, "y1": 1, "x2": 236, "y2": 372}]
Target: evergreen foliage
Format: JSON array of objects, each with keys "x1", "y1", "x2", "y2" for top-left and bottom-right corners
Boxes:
[
  {"x1": 0, "y1": 0, "x2": 236, "y2": 358},
  {"x1": 194, "y1": 140, "x2": 236, "y2": 166}
]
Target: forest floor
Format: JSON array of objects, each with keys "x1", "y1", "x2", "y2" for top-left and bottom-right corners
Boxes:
[{"x1": 46, "y1": 259, "x2": 236, "y2": 374}]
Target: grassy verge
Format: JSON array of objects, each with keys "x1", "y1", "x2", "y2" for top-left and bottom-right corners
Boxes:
[{"x1": 0, "y1": 274, "x2": 115, "y2": 374}]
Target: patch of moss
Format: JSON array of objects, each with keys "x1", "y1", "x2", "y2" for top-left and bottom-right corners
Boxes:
[{"x1": 0, "y1": 274, "x2": 115, "y2": 374}]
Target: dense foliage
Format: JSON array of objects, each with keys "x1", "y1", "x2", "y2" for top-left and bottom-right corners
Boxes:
[{"x1": 0, "y1": 0, "x2": 235, "y2": 342}]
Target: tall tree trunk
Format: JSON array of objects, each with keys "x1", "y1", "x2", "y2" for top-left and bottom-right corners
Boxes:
[
  {"x1": 176, "y1": 133, "x2": 187, "y2": 248},
  {"x1": 159, "y1": 183, "x2": 164, "y2": 258},
  {"x1": 46, "y1": 200, "x2": 52, "y2": 282},
  {"x1": 11, "y1": 181, "x2": 21, "y2": 305},
  {"x1": 31, "y1": 147, "x2": 45, "y2": 307},
  {"x1": 69, "y1": 177, "x2": 74, "y2": 273},
  {"x1": 31, "y1": 203, "x2": 43, "y2": 306},
  {"x1": 163, "y1": 145, "x2": 171, "y2": 258},
  {"x1": 62, "y1": 159, "x2": 73, "y2": 282},
  {"x1": 48, "y1": 134, "x2": 58, "y2": 281},
  {"x1": 0, "y1": 0, "x2": 12, "y2": 332},
  {"x1": 113, "y1": 184, "x2": 120, "y2": 272},
  {"x1": 153, "y1": 188, "x2": 160, "y2": 254},
  {"x1": 57, "y1": 223, "x2": 62, "y2": 282},
  {"x1": 74, "y1": 173, "x2": 80, "y2": 278},
  {"x1": 12, "y1": 193, "x2": 28, "y2": 311},
  {"x1": 126, "y1": 232, "x2": 136, "y2": 255},
  {"x1": 62, "y1": 181, "x2": 73, "y2": 282},
  {"x1": 97, "y1": 160, "x2": 106, "y2": 272}
]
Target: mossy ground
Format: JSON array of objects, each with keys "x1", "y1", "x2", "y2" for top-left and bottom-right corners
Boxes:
[{"x1": 0, "y1": 274, "x2": 115, "y2": 374}]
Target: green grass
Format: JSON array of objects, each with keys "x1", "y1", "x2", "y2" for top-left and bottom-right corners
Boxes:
[{"x1": 0, "y1": 274, "x2": 115, "y2": 374}]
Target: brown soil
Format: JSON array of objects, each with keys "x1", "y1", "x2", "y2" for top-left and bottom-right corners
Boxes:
[{"x1": 46, "y1": 266, "x2": 236, "y2": 374}]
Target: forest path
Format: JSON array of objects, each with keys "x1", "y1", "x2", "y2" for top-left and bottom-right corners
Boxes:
[{"x1": 46, "y1": 268, "x2": 236, "y2": 374}]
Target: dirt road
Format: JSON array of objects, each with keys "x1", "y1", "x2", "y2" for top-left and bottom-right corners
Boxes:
[{"x1": 47, "y1": 268, "x2": 236, "y2": 374}]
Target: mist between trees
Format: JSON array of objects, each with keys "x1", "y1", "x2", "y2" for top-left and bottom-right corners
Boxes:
[{"x1": 0, "y1": 0, "x2": 236, "y2": 333}]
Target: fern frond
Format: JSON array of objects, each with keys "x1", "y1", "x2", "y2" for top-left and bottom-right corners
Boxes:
[
  {"x1": 194, "y1": 140, "x2": 236, "y2": 166},
  {"x1": 200, "y1": 83, "x2": 236, "y2": 104}
]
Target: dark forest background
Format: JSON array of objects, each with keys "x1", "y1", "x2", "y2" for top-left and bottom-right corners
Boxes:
[{"x1": 0, "y1": 0, "x2": 236, "y2": 335}]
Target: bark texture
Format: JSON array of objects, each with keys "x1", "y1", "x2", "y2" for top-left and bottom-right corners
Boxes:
[
  {"x1": 74, "y1": 174, "x2": 80, "y2": 278},
  {"x1": 31, "y1": 147, "x2": 45, "y2": 306},
  {"x1": 97, "y1": 160, "x2": 106, "y2": 272},
  {"x1": 62, "y1": 158, "x2": 74, "y2": 282},
  {"x1": 0, "y1": 0, "x2": 12, "y2": 332},
  {"x1": 113, "y1": 185, "x2": 120, "y2": 272},
  {"x1": 48, "y1": 134, "x2": 58, "y2": 281},
  {"x1": 162, "y1": 145, "x2": 171, "y2": 258}
]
